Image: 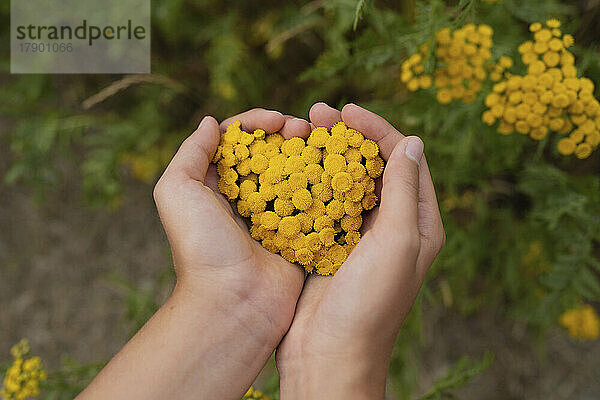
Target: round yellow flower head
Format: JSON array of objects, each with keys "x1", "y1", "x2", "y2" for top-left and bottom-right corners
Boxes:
[
  {"x1": 330, "y1": 121, "x2": 348, "y2": 135},
  {"x1": 291, "y1": 188, "x2": 313, "y2": 211},
  {"x1": 345, "y1": 230, "x2": 361, "y2": 246},
  {"x1": 274, "y1": 197, "x2": 294, "y2": 216},
  {"x1": 331, "y1": 172, "x2": 353, "y2": 193},
  {"x1": 318, "y1": 227, "x2": 336, "y2": 247},
  {"x1": 563, "y1": 34, "x2": 574, "y2": 48},
  {"x1": 366, "y1": 157, "x2": 385, "y2": 178},
  {"x1": 239, "y1": 180, "x2": 257, "y2": 200},
  {"x1": 559, "y1": 304, "x2": 600, "y2": 339},
  {"x1": 281, "y1": 137, "x2": 305, "y2": 156},
  {"x1": 529, "y1": 22, "x2": 542, "y2": 32},
  {"x1": 279, "y1": 216, "x2": 301, "y2": 238},
  {"x1": 306, "y1": 127, "x2": 329, "y2": 148},
  {"x1": 326, "y1": 134, "x2": 349, "y2": 154},
  {"x1": 323, "y1": 154, "x2": 347, "y2": 175},
  {"x1": 301, "y1": 145, "x2": 322, "y2": 164},
  {"x1": 261, "y1": 211, "x2": 281, "y2": 230},
  {"x1": 214, "y1": 120, "x2": 382, "y2": 275},
  {"x1": 304, "y1": 163, "x2": 324, "y2": 184}
]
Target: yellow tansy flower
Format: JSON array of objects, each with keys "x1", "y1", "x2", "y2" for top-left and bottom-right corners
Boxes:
[
  {"x1": 214, "y1": 121, "x2": 381, "y2": 275},
  {"x1": 559, "y1": 304, "x2": 600, "y2": 339}
]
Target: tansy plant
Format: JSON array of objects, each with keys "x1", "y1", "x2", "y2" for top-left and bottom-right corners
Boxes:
[
  {"x1": 401, "y1": 19, "x2": 600, "y2": 160},
  {"x1": 482, "y1": 19, "x2": 600, "y2": 159},
  {"x1": 242, "y1": 386, "x2": 271, "y2": 400},
  {"x1": 401, "y1": 23, "x2": 494, "y2": 104},
  {"x1": 559, "y1": 304, "x2": 600, "y2": 340},
  {"x1": 213, "y1": 120, "x2": 383, "y2": 275},
  {"x1": 1, "y1": 340, "x2": 46, "y2": 400}
]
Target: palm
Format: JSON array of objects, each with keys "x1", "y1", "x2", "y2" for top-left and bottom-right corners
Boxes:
[
  {"x1": 278, "y1": 102, "x2": 445, "y2": 367},
  {"x1": 155, "y1": 109, "x2": 311, "y2": 338},
  {"x1": 199, "y1": 163, "x2": 304, "y2": 306}
]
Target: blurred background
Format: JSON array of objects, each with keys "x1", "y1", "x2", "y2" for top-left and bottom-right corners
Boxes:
[{"x1": 1, "y1": 0, "x2": 600, "y2": 399}]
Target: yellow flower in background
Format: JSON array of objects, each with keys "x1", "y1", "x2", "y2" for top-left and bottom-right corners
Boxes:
[
  {"x1": 2, "y1": 340, "x2": 46, "y2": 400},
  {"x1": 121, "y1": 136, "x2": 181, "y2": 183},
  {"x1": 8, "y1": 341, "x2": 29, "y2": 360},
  {"x1": 559, "y1": 304, "x2": 600, "y2": 340},
  {"x1": 214, "y1": 121, "x2": 382, "y2": 276},
  {"x1": 482, "y1": 19, "x2": 600, "y2": 159},
  {"x1": 402, "y1": 24, "x2": 494, "y2": 104},
  {"x1": 400, "y1": 43, "x2": 433, "y2": 92},
  {"x1": 243, "y1": 386, "x2": 271, "y2": 400}
]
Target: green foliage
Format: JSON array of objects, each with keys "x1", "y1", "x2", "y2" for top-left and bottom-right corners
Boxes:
[
  {"x1": 39, "y1": 357, "x2": 105, "y2": 400},
  {"x1": 2, "y1": 0, "x2": 600, "y2": 399},
  {"x1": 418, "y1": 352, "x2": 494, "y2": 400}
]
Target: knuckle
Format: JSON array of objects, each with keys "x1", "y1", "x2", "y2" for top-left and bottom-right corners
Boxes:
[
  {"x1": 439, "y1": 228, "x2": 447, "y2": 252},
  {"x1": 153, "y1": 176, "x2": 167, "y2": 204}
]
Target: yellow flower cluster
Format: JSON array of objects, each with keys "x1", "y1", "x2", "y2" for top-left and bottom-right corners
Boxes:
[
  {"x1": 401, "y1": 24, "x2": 493, "y2": 104},
  {"x1": 400, "y1": 43, "x2": 432, "y2": 92},
  {"x1": 434, "y1": 24, "x2": 493, "y2": 104},
  {"x1": 121, "y1": 137, "x2": 181, "y2": 184},
  {"x1": 213, "y1": 121, "x2": 383, "y2": 275},
  {"x1": 1, "y1": 340, "x2": 46, "y2": 400},
  {"x1": 243, "y1": 386, "x2": 271, "y2": 400},
  {"x1": 559, "y1": 304, "x2": 600, "y2": 340},
  {"x1": 482, "y1": 19, "x2": 600, "y2": 159}
]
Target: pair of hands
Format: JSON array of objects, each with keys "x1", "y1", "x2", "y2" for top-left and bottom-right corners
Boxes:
[{"x1": 154, "y1": 102, "x2": 445, "y2": 398}]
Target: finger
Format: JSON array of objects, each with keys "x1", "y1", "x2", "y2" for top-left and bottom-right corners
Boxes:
[
  {"x1": 220, "y1": 108, "x2": 285, "y2": 133},
  {"x1": 162, "y1": 116, "x2": 220, "y2": 183},
  {"x1": 373, "y1": 137, "x2": 423, "y2": 254},
  {"x1": 341, "y1": 103, "x2": 404, "y2": 160},
  {"x1": 341, "y1": 103, "x2": 444, "y2": 276},
  {"x1": 280, "y1": 115, "x2": 311, "y2": 139},
  {"x1": 308, "y1": 102, "x2": 342, "y2": 128},
  {"x1": 415, "y1": 158, "x2": 446, "y2": 277}
]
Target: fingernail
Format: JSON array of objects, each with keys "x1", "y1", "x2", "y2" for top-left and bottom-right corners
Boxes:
[
  {"x1": 405, "y1": 137, "x2": 424, "y2": 164},
  {"x1": 198, "y1": 116, "x2": 209, "y2": 129},
  {"x1": 292, "y1": 117, "x2": 307, "y2": 122}
]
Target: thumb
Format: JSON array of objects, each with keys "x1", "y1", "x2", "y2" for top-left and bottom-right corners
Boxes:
[
  {"x1": 163, "y1": 116, "x2": 220, "y2": 183},
  {"x1": 373, "y1": 136, "x2": 423, "y2": 248}
]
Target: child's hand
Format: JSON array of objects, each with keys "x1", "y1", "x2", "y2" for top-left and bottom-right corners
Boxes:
[{"x1": 276, "y1": 103, "x2": 446, "y2": 399}]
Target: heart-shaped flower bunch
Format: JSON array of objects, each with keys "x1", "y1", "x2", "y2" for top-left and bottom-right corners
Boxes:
[{"x1": 213, "y1": 120, "x2": 384, "y2": 275}]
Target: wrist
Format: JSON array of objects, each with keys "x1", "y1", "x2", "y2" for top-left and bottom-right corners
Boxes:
[
  {"x1": 171, "y1": 275, "x2": 293, "y2": 349},
  {"x1": 277, "y1": 340, "x2": 389, "y2": 400}
]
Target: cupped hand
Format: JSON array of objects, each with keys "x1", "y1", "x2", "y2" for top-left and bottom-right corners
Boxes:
[
  {"x1": 276, "y1": 103, "x2": 446, "y2": 399},
  {"x1": 153, "y1": 109, "x2": 309, "y2": 352},
  {"x1": 81, "y1": 110, "x2": 313, "y2": 400}
]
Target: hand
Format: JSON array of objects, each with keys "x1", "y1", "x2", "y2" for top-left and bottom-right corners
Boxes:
[
  {"x1": 80, "y1": 109, "x2": 310, "y2": 400},
  {"x1": 153, "y1": 109, "x2": 313, "y2": 394},
  {"x1": 154, "y1": 109, "x2": 309, "y2": 337},
  {"x1": 276, "y1": 103, "x2": 446, "y2": 399}
]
